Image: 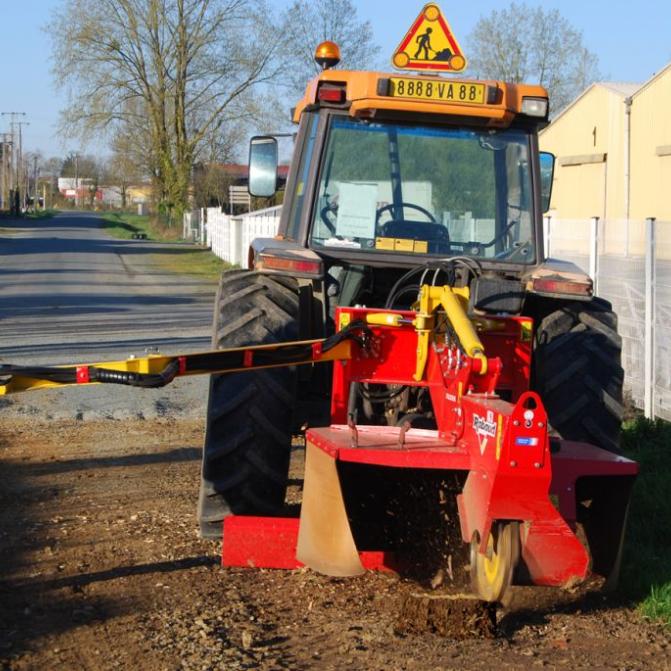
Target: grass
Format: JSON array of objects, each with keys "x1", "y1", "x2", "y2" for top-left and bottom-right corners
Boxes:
[
  {"x1": 0, "y1": 208, "x2": 57, "y2": 221},
  {"x1": 100, "y1": 211, "x2": 230, "y2": 280},
  {"x1": 619, "y1": 416, "x2": 671, "y2": 626},
  {"x1": 99, "y1": 212, "x2": 158, "y2": 240},
  {"x1": 149, "y1": 247, "x2": 230, "y2": 280},
  {"x1": 25, "y1": 209, "x2": 57, "y2": 220}
]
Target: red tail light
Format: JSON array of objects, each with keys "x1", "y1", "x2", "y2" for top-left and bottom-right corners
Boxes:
[
  {"x1": 317, "y1": 84, "x2": 346, "y2": 103},
  {"x1": 531, "y1": 278, "x2": 592, "y2": 296},
  {"x1": 256, "y1": 253, "x2": 323, "y2": 277}
]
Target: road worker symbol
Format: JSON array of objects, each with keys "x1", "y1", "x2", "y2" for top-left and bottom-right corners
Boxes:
[
  {"x1": 414, "y1": 28, "x2": 433, "y2": 60},
  {"x1": 392, "y1": 3, "x2": 467, "y2": 72}
]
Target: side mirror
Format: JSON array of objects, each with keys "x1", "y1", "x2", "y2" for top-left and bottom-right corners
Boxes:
[
  {"x1": 248, "y1": 136, "x2": 278, "y2": 198},
  {"x1": 539, "y1": 151, "x2": 555, "y2": 213}
]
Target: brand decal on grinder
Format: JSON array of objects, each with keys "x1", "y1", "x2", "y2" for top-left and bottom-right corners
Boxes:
[
  {"x1": 473, "y1": 412, "x2": 497, "y2": 438},
  {"x1": 473, "y1": 410, "x2": 498, "y2": 455}
]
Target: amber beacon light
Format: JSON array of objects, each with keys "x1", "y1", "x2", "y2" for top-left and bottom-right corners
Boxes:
[{"x1": 314, "y1": 41, "x2": 341, "y2": 70}]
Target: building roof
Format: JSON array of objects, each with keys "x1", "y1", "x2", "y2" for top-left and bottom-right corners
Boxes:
[
  {"x1": 543, "y1": 81, "x2": 641, "y2": 130},
  {"x1": 545, "y1": 61, "x2": 671, "y2": 125},
  {"x1": 544, "y1": 62, "x2": 671, "y2": 129},
  {"x1": 598, "y1": 82, "x2": 640, "y2": 97},
  {"x1": 632, "y1": 61, "x2": 671, "y2": 99}
]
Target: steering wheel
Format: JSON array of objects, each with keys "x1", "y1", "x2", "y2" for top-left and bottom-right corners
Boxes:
[
  {"x1": 375, "y1": 202, "x2": 438, "y2": 226},
  {"x1": 376, "y1": 202, "x2": 450, "y2": 245}
]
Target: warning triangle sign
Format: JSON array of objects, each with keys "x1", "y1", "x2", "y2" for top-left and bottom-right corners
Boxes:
[{"x1": 392, "y1": 3, "x2": 467, "y2": 73}]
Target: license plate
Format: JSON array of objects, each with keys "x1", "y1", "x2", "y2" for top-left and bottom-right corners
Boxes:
[{"x1": 388, "y1": 77, "x2": 486, "y2": 105}]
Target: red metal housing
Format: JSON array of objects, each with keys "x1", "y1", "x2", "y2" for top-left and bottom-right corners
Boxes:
[{"x1": 222, "y1": 306, "x2": 637, "y2": 589}]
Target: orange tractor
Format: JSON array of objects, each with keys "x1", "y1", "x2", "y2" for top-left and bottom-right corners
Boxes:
[{"x1": 0, "y1": 28, "x2": 635, "y2": 602}]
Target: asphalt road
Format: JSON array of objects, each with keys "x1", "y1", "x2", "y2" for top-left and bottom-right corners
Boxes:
[{"x1": 0, "y1": 212, "x2": 217, "y2": 420}]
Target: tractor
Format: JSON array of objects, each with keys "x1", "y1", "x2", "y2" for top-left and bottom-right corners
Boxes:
[
  {"x1": 0, "y1": 37, "x2": 634, "y2": 603},
  {"x1": 195, "y1": 39, "x2": 630, "y2": 595}
]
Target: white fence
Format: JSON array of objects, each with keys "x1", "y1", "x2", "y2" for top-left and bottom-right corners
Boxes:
[
  {"x1": 184, "y1": 207, "x2": 669, "y2": 421},
  {"x1": 545, "y1": 217, "x2": 671, "y2": 421},
  {"x1": 183, "y1": 206, "x2": 281, "y2": 267}
]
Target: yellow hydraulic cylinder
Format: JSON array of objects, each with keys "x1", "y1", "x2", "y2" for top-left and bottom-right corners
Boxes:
[{"x1": 413, "y1": 284, "x2": 487, "y2": 381}]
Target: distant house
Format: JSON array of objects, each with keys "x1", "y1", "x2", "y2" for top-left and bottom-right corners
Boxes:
[
  {"x1": 126, "y1": 183, "x2": 152, "y2": 204},
  {"x1": 99, "y1": 186, "x2": 123, "y2": 208},
  {"x1": 539, "y1": 63, "x2": 671, "y2": 223},
  {"x1": 57, "y1": 177, "x2": 102, "y2": 203}
]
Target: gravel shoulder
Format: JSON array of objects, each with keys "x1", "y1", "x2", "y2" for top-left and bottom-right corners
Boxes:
[{"x1": 0, "y1": 419, "x2": 668, "y2": 671}]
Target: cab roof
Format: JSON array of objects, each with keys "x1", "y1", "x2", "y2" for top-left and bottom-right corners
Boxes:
[{"x1": 293, "y1": 69, "x2": 549, "y2": 128}]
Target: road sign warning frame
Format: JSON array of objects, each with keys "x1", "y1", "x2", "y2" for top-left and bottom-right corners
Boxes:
[{"x1": 392, "y1": 3, "x2": 467, "y2": 73}]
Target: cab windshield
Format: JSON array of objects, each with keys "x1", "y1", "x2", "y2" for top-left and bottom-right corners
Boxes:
[{"x1": 310, "y1": 117, "x2": 535, "y2": 262}]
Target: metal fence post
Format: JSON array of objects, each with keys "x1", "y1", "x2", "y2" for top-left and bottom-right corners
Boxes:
[
  {"x1": 644, "y1": 217, "x2": 656, "y2": 419},
  {"x1": 543, "y1": 215, "x2": 551, "y2": 259},
  {"x1": 590, "y1": 216, "x2": 599, "y2": 295}
]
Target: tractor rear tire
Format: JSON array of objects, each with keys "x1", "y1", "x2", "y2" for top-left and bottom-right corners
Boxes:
[
  {"x1": 198, "y1": 270, "x2": 300, "y2": 539},
  {"x1": 532, "y1": 298, "x2": 624, "y2": 453}
]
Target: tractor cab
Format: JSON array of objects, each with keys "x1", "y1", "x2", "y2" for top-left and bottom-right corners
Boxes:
[{"x1": 248, "y1": 48, "x2": 560, "y2": 289}]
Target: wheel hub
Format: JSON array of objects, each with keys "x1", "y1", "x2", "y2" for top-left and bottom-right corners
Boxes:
[{"x1": 470, "y1": 522, "x2": 520, "y2": 602}]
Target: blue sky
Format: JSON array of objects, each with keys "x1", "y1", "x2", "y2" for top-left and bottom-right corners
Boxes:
[{"x1": 1, "y1": 0, "x2": 670, "y2": 157}]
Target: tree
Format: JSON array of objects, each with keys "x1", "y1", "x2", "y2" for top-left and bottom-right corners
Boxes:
[
  {"x1": 192, "y1": 163, "x2": 236, "y2": 210},
  {"x1": 281, "y1": 0, "x2": 382, "y2": 96},
  {"x1": 60, "y1": 153, "x2": 99, "y2": 180},
  {"x1": 41, "y1": 157, "x2": 64, "y2": 179},
  {"x1": 192, "y1": 116, "x2": 247, "y2": 210},
  {"x1": 38, "y1": 157, "x2": 65, "y2": 208},
  {"x1": 51, "y1": 0, "x2": 285, "y2": 218},
  {"x1": 108, "y1": 123, "x2": 149, "y2": 210},
  {"x1": 467, "y1": 3, "x2": 602, "y2": 113}
]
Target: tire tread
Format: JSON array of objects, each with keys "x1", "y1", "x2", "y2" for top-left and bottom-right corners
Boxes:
[
  {"x1": 532, "y1": 300, "x2": 623, "y2": 454},
  {"x1": 198, "y1": 270, "x2": 299, "y2": 538}
]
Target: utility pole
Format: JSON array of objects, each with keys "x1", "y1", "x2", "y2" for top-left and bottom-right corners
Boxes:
[
  {"x1": 0, "y1": 134, "x2": 13, "y2": 211},
  {"x1": 33, "y1": 154, "x2": 39, "y2": 210},
  {"x1": 74, "y1": 153, "x2": 80, "y2": 208},
  {"x1": 16, "y1": 121, "x2": 30, "y2": 211},
  {"x1": 2, "y1": 112, "x2": 27, "y2": 215}
]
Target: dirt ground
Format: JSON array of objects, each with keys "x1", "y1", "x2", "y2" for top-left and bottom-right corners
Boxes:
[{"x1": 0, "y1": 419, "x2": 668, "y2": 671}]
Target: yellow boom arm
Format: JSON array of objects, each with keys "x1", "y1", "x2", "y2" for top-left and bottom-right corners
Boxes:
[{"x1": 0, "y1": 285, "x2": 486, "y2": 394}]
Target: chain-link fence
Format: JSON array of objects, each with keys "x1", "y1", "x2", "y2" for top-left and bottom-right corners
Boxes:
[
  {"x1": 546, "y1": 217, "x2": 669, "y2": 420},
  {"x1": 654, "y1": 221, "x2": 671, "y2": 419}
]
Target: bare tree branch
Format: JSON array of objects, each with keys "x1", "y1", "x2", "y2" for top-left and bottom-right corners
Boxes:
[
  {"x1": 50, "y1": 0, "x2": 283, "y2": 215},
  {"x1": 467, "y1": 2, "x2": 602, "y2": 113}
]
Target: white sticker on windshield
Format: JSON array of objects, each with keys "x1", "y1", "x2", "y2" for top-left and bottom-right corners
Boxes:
[{"x1": 336, "y1": 183, "x2": 377, "y2": 239}]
